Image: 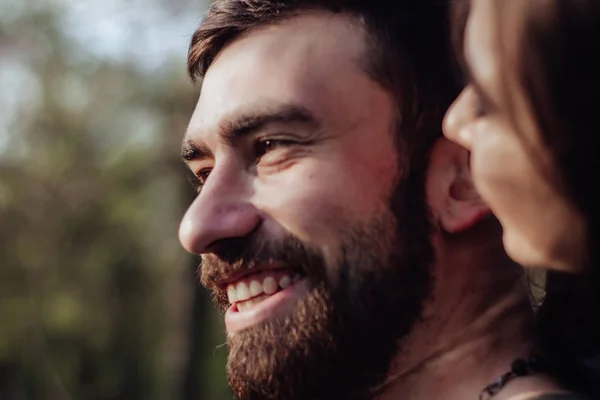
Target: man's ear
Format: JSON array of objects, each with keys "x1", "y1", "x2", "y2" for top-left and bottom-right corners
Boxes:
[{"x1": 427, "y1": 138, "x2": 491, "y2": 233}]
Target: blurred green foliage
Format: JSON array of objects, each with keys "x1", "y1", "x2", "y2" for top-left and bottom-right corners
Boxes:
[{"x1": 0, "y1": 1, "x2": 230, "y2": 399}]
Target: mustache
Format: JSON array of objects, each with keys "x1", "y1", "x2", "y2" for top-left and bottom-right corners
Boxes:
[{"x1": 199, "y1": 234, "x2": 328, "y2": 304}]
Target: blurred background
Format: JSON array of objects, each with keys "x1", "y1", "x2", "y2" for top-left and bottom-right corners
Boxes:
[{"x1": 0, "y1": 0, "x2": 232, "y2": 398}]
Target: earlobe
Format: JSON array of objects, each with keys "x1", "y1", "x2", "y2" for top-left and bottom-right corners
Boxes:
[
  {"x1": 427, "y1": 138, "x2": 491, "y2": 233},
  {"x1": 441, "y1": 194, "x2": 491, "y2": 233},
  {"x1": 428, "y1": 139, "x2": 491, "y2": 233},
  {"x1": 441, "y1": 155, "x2": 492, "y2": 233}
]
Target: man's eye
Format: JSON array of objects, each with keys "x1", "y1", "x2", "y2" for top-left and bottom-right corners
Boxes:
[
  {"x1": 197, "y1": 168, "x2": 212, "y2": 184},
  {"x1": 190, "y1": 168, "x2": 212, "y2": 193},
  {"x1": 254, "y1": 139, "x2": 293, "y2": 158}
]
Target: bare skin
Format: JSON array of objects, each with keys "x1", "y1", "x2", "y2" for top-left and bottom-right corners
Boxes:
[
  {"x1": 179, "y1": 12, "x2": 562, "y2": 400},
  {"x1": 443, "y1": 0, "x2": 586, "y2": 272}
]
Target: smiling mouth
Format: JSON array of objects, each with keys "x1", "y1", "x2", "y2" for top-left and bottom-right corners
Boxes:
[
  {"x1": 226, "y1": 268, "x2": 303, "y2": 311},
  {"x1": 222, "y1": 267, "x2": 310, "y2": 334}
]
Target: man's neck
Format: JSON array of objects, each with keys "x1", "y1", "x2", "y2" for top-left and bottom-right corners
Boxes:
[
  {"x1": 379, "y1": 278, "x2": 535, "y2": 400},
  {"x1": 378, "y1": 222, "x2": 560, "y2": 400}
]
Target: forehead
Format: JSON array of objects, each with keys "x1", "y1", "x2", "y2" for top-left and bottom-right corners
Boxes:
[{"x1": 188, "y1": 12, "x2": 375, "y2": 136}]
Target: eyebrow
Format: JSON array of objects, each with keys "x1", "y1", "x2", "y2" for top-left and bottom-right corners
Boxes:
[
  {"x1": 181, "y1": 139, "x2": 210, "y2": 164},
  {"x1": 181, "y1": 105, "x2": 320, "y2": 164},
  {"x1": 220, "y1": 105, "x2": 319, "y2": 143}
]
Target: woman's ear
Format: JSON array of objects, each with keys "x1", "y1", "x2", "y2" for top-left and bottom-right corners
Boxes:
[{"x1": 427, "y1": 138, "x2": 491, "y2": 233}]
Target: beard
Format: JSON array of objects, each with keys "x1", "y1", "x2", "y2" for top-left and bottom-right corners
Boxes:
[{"x1": 199, "y1": 176, "x2": 435, "y2": 400}]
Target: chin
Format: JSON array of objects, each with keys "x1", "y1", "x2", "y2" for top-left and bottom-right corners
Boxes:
[
  {"x1": 502, "y1": 228, "x2": 565, "y2": 271},
  {"x1": 502, "y1": 228, "x2": 550, "y2": 268}
]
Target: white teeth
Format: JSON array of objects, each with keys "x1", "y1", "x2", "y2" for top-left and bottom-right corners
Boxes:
[
  {"x1": 237, "y1": 294, "x2": 268, "y2": 311},
  {"x1": 237, "y1": 300, "x2": 251, "y2": 312},
  {"x1": 249, "y1": 280, "x2": 263, "y2": 297},
  {"x1": 236, "y1": 281, "x2": 251, "y2": 302},
  {"x1": 227, "y1": 285, "x2": 238, "y2": 304},
  {"x1": 237, "y1": 301, "x2": 249, "y2": 312},
  {"x1": 227, "y1": 272, "x2": 302, "y2": 305},
  {"x1": 279, "y1": 275, "x2": 291, "y2": 289},
  {"x1": 263, "y1": 276, "x2": 278, "y2": 295}
]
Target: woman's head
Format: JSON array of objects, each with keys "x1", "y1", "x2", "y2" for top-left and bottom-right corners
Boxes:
[
  {"x1": 443, "y1": 0, "x2": 600, "y2": 272},
  {"x1": 445, "y1": 1, "x2": 600, "y2": 395}
]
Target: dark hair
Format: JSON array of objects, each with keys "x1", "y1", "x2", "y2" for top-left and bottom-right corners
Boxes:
[
  {"x1": 187, "y1": 0, "x2": 461, "y2": 177},
  {"x1": 452, "y1": 0, "x2": 600, "y2": 396}
]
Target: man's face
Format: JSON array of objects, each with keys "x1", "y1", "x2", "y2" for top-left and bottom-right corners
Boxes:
[{"x1": 180, "y1": 12, "x2": 435, "y2": 400}]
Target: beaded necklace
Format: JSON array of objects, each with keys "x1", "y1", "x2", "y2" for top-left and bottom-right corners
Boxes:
[{"x1": 480, "y1": 356, "x2": 550, "y2": 400}]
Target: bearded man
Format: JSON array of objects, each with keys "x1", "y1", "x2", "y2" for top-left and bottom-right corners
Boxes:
[{"x1": 178, "y1": 1, "x2": 550, "y2": 399}]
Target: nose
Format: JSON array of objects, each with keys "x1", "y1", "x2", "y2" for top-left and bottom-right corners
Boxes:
[
  {"x1": 443, "y1": 86, "x2": 476, "y2": 150},
  {"x1": 178, "y1": 166, "x2": 261, "y2": 255}
]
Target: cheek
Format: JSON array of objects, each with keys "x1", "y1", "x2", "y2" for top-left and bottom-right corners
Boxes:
[
  {"x1": 469, "y1": 122, "x2": 548, "y2": 237},
  {"x1": 255, "y1": 155, "x2": 397, "y2": 245},
  {"x1": 468, "y1": 121, "x2": 523, "y2": 204}
]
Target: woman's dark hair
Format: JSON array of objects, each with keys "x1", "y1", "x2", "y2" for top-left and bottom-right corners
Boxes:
[{"x1": 451, "y1": 0, "x2": 600, "y2": 396}]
